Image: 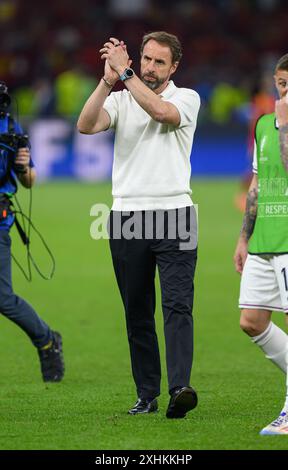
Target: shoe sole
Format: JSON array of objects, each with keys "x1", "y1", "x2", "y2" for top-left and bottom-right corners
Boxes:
[
  {"x1": 128, "y1": 408, "x2": 158, "y2": 415},
  {"x1": 260, "y1": 429, "x2": 288, "y2": 435},
  {"x1": 166, "y1": 388, "x2": 198, "y2": 419},
  {"x1": 128, "y1": 401, "x2": 159, "y2": 415}
]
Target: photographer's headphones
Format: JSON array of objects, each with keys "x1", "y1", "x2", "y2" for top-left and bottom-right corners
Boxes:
[{"x1": 0, "y1": 81, "x2": 11, "y2": 113}]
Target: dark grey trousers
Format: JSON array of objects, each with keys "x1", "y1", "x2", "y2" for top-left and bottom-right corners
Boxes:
[
  {"x1": 0, "y1": 230, "x2": 52, "y2": 348},
  {"x1": 109, "y1": 208, "x2": 198, "y2": 400}
]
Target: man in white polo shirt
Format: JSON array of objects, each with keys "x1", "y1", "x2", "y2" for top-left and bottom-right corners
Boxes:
[{"x1": 77, "y1": 31, "x2": 200, "y2": 418}]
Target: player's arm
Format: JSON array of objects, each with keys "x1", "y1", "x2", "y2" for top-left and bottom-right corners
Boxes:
[
  {"x1": 78, "y1": 40, "x2": 131, "y2": 134},
  {"x1": 100, "y1": 38, "x2": 180, "y2": 126},
  {"x1": 275, "y1": 97, "x2": 288, "y2": 172},
  {"x1": 119, "y1": 72, "x2": 180, "y2": 126},
  {"x1": 15, "y1": 147, "x2": 36, "y2": 188},
  {"x1": 233, "y1": 174, "x2": 258, "y2": 274},
  {"x1": 77, "y1": 81, "x2": 112, "y2": 134},
  {"x1": 240, "y1": 174, "x2": 258, "y2": 241}
]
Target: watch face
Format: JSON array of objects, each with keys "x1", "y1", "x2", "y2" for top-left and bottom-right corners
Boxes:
[{"x1": 126, "y1": 69, "x2": 134, "y2": 77}]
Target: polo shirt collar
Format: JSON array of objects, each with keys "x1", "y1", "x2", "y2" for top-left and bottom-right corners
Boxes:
[{"x1": 159, "y1": 80, "x2": 176, "y2": 99}]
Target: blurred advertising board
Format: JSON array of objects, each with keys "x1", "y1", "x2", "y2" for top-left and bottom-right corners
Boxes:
[
  {"x1": 28, "y1": 119, "x2": 248, "y2": 179},
  {"x1": 29, "y1": 119, "x2": 114, "y2": 181}
]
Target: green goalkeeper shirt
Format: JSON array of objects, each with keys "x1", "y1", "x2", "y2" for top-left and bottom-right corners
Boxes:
[{"x1": 248, "y1": 112, "x2": 288, "y2": 254}]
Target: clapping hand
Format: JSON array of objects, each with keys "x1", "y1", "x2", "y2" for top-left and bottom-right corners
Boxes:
[{"x1": 100, "y1": 37, "x2": 132, "y2": 85}]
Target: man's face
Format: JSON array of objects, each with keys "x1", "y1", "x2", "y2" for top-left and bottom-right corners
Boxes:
[
  {"x1": 140, "y1": 39, "x2": 178, "y2": 91},
  {"x1": 274, "y1": 69, "x2": 288, "y2": 99}
]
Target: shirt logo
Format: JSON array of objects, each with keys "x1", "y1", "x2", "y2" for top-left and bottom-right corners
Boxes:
[
  {"x1": 259, "y1": 136, "x2": 268, "y2": 162},
  {"x1": 260, "y1": 136, "x2": 266, "y2": 154}
]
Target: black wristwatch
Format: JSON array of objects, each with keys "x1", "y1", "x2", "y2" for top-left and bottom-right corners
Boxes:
[{"x1": 119, "y1": 68, "x2": 134, "y2": 82}]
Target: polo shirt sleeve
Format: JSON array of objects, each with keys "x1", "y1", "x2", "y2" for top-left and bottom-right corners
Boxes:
[
  {"x1": 252, "y1": 141, "x2": 257, "y2": 174},
  {"x1": 164, "y1": 89, "x2": 200, "y2": 128},
  {"x1": 103, "y1": 92, "x2": 119, "y2": 129}
]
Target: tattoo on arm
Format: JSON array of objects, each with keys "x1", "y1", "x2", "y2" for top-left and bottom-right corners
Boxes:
[
  {"x1": 279, "y1": 124, "x2": 288, "y2": 172},
  {"x1": 240, "y1": 186, "x2": 258, "y2": 241}
]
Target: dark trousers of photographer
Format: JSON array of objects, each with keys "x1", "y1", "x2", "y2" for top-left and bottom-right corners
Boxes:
[
  {"x1": 109, "y1": 207, "x2": 198, "y2": 400},
  {"x1": 0, "y1": 230, "x2": 52, "y2": 348}
]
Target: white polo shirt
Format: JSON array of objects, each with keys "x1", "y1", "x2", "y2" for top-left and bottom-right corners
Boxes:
[{"x1": 103, "y1": 80, "x2": 200, "y2": 211}]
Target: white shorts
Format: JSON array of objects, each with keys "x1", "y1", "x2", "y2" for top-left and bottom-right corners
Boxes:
[{"x1": 239, "y1": 253, "x2": 288, "y2": 313}]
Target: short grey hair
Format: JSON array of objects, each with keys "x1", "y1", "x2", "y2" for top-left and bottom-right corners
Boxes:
[{"x1": 140, "y1": 31, "x2": 182, "y2": 64}]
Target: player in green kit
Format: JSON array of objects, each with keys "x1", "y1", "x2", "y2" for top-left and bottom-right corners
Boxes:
[{"x1": 234, "y1": 53, "x2": 288, "y2": 435}]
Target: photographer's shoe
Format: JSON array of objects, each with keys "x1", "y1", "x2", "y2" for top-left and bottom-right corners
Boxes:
[
  {"x1": 38, "y1": 331, "x2": 65, "y2": 382},
  {"x1": 166, "y1": 386, "x2": 198, "y2": 419},
  {"x1": 128, "y1": 398, "x2": 158, "y2": 415}
]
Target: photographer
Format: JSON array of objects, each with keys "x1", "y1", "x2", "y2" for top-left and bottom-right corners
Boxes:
[{"x1": 0, "y1": 81, "x2": 64, "y2": 382}]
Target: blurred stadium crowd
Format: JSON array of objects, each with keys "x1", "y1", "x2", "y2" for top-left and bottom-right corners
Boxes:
[{"x1": 0, "y1": 0, "x2": 287, "y2": 126}]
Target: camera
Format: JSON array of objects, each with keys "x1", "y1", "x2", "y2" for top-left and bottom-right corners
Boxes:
[
  {"x1": 0, "y1": 133, "x2": 30, "y2": 174},
  {"x1": 0, "y1": 132, "x2": 29, "y2": 150}
]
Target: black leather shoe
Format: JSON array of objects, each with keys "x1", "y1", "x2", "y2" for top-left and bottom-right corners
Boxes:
[
  {"x1": 166, "y1": 386, "x2": 198, "y2": 419},
  {"x1": 128, "y1": 398, "x2": 158, "y2": 415},
  {"x1": 38, "y1": 331, "x2": 65, "y2": 382}
]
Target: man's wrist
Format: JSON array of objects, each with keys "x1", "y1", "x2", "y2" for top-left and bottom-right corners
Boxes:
[
  {"x1": 119, "y1": 68, "x2": 135, "y2": 82},
  {"x1": 102, "y1": 77, "x2": 115, "y2": 89},
  {"x1": 116, "y1": 66, "x2": 128, "y2": 77}
]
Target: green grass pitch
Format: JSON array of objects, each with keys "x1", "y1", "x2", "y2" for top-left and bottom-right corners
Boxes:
[{"x1": 0, "y1": 180, "x2": 286, "y2": 450}]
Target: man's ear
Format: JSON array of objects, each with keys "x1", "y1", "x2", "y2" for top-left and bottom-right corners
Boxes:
[{"x1": 170, "y1": 61, "x2": 179, "y2": 76}]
